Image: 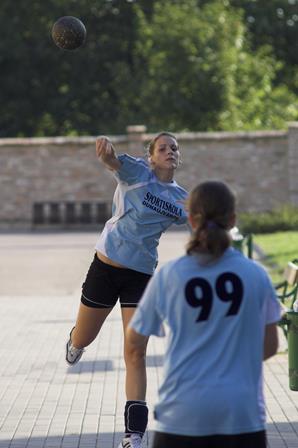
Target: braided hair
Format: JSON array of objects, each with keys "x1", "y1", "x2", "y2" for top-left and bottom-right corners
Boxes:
[{"x1": 186, "y1": 181, "x2": 236, "y2": 258}]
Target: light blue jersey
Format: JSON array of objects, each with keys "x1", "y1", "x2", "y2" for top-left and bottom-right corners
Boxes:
[
  {"x1": 95, "y1": 154, "x2": 188, "y2": 274},
  {"x1": 130, "y1": 248, "x2": 281, "y2": 436}
]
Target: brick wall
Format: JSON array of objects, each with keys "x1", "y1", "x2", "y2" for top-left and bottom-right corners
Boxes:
[{"x1": 0, "y1": 123, "x2": 297, "y2": 229}]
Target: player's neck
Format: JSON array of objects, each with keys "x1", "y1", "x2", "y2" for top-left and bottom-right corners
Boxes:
[{"x1": 153, "y1": 167, "x2": 174, "y2": 183}]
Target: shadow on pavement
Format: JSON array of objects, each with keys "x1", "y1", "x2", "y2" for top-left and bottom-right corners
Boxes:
[
  {"x1": 67, "y1": 359, "x2": 114, "y2": 373},
  {"x1": 0, "y1": 424, "x2": 295, "y2": 448},
  {"x1": 146, "y1": 355, "x2": 164, "y2": 368},
  {"x1": 0, "y1": 431, "x2": 155, "y2": 448}
]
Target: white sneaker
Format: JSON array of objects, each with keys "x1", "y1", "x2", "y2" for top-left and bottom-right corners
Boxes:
[
  {"x1": 118, "y1": 433, "x2": 143, "y2": 448},
  {"x1": 65, "y1": 328, "x2": 85, "y2": 365}
]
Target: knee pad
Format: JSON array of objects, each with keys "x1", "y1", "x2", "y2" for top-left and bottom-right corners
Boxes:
[{"x1": 124, "y1": 400, "x2": 148, "y2": 435}]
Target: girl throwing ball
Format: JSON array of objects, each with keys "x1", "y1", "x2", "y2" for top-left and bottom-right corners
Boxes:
[{"x1": 66, "y1": 132, "x2": 188, "y2": 448}]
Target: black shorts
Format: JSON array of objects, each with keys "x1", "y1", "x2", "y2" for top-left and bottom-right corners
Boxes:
[
  {"x1": 81, "y1": 254, "x2": 152, "y2": 309},
  {"x1": 152, "y1": 430, "x2": 267, "y2": 448}
]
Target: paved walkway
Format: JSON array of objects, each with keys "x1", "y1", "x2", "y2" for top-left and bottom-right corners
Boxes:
[{"x1": 0, "y1": 231, "x2": 297, "y2": 448}]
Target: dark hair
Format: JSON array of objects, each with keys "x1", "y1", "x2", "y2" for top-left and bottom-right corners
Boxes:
[
  {"x1": 186, "y1": 181, "x2": 236, "y2": 258},
  {"x1": 146, "y1": 132, "x2": 178, "y2": 156}
]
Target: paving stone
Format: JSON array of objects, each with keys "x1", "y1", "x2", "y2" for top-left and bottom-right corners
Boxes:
[{"x1": 0, "y1": 231, "x2": 297, "y2": 447}]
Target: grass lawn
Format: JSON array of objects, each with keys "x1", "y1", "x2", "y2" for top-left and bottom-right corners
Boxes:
[{"x1": 253, "y1": 231, "x2": 298, "y2": 283}]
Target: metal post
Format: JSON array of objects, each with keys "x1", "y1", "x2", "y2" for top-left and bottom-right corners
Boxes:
[{"x1": 287, "y1": 311, "x2": 298, "y2": 391}]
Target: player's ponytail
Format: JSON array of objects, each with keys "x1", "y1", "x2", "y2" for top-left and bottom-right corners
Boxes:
[{"x1": 186, "y1": 181, "x2": 236, "y2": 258}]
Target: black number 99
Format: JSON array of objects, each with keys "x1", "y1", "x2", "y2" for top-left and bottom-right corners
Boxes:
[{"x1": 184, "y1": 273, "x2": 243, "y2": 322}]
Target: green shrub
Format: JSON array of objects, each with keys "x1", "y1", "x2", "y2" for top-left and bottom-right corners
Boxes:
[{"x1": 238, "y1": 205, "x2": 298, "y2": 234}]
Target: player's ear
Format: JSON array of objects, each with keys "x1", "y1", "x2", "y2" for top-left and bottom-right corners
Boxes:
[
  {"x1": 188, "y1": 214, "x2": 196, "y2": 230},
  {"x1": 228, "y1": 213, "x2": 237, "y2": 229}
]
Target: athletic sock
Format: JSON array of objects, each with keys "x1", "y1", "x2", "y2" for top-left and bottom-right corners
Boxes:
[{"x1": 124, "y1": 400, "x2": 148, "y2": 437}]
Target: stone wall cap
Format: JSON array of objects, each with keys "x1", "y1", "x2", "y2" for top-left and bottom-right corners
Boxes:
[
  {"x1": 143, "y1": 130, "x2": 287, "y2": 142},
  {"x1": 0, "y1": 128, "x2": 290, "y2": 147},
  {"x1": 288, "y1": 122, "x2": 298, "y2": 129},
  {"x1": 0, "y1": 135, "x2": 128, "y2": 146},
  {"x1": 126, "y1": 125, "x2": 147, "y2": 133}
]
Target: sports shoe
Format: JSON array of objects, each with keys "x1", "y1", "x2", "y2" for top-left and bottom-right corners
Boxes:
[
  {"x1": 118, "y1": 433, "x2": 143, "y2": 448},
  {"x1": 65, "y1": 327, "x2": 85, "y2": 365}
]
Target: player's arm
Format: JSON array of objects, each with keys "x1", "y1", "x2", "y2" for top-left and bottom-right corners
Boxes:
[
  {"x1": 96, "y1": 136, "x2": 121, "y2": 171},
  {"x1": 263, "y1": 322, "x2": 279, "y2": 360}
]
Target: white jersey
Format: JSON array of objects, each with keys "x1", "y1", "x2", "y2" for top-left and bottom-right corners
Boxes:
[
  {"x1": 130, "y1": 248, "x2": 281, "y2": 436},
  {"x1": 95, "y1": 154, "x2": 188, "y2": 274}
]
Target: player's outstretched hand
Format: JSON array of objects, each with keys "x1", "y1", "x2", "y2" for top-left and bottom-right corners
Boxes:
[
  {"x1": 96, "y1": 136, "x2": 121, "y2": 171},
  {"x1": 96, "y1": 136, "x2": 113, "y2": 159}
]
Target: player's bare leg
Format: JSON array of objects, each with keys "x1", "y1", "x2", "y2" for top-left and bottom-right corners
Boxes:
[
  {"x1": 122, "y1": 307, "x2": 148, "y2": 400},
  {"x1": 119, "y1": 308, "x2": 149, "y2": 447},
  {"x1": 66, "y1": 303, "x2": 112, "y2": 365},
  {"x1": 72, "y1": 303, "x2": 112, "y2": 347}
]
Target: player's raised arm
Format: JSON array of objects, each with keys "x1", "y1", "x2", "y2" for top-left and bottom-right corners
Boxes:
[{"x1": 96, "y1": 136, "x2": 121, "y2": 171}]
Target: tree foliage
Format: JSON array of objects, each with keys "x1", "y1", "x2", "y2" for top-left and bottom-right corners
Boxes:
[
  {"x1": 135, "y1": 0, "x2": 298, "y2": 131},
  {"x1": 0, "y1": 0, "x2": 142, "y2": 136},
  {"x1": 231, "y1": 0, "x2": 298, "y2": 92},
  {"x1": 0, "y1": 0, "x2": 297, "y2": 137}
]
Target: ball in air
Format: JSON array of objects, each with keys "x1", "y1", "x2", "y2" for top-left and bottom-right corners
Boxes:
[{"x1": 51, "y1": 16, "x2": 86, "y2": 50}]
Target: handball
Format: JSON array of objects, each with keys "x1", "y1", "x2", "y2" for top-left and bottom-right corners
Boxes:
[{"x1": 51, "y1": 16, "x2": 86, "y2": 50}]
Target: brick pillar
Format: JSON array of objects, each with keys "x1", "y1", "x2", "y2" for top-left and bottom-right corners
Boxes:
[
  {"x1": 126, "y1": 125, "x2": 147, "y2": 157},
  {"x1": 288, "y1": 122, "x2": 298, "y2": 206}
]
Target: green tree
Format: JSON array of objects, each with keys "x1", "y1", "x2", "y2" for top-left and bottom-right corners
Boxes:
[
  {"x1": 0, "y1": 0, "x2": 143, "y2": 136},
  {"x1": 0, "y1": 0, "x2": 296, "y2": 136},
  {"x1": 134, "y1": 0, "x2": 297, "y2": 131},
  {"x1": 231, "y1": 0, "x2": 298, "y2": 93},
  {"x1": 219, "y1": 45, "x2": 298, "y2": 130}
]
